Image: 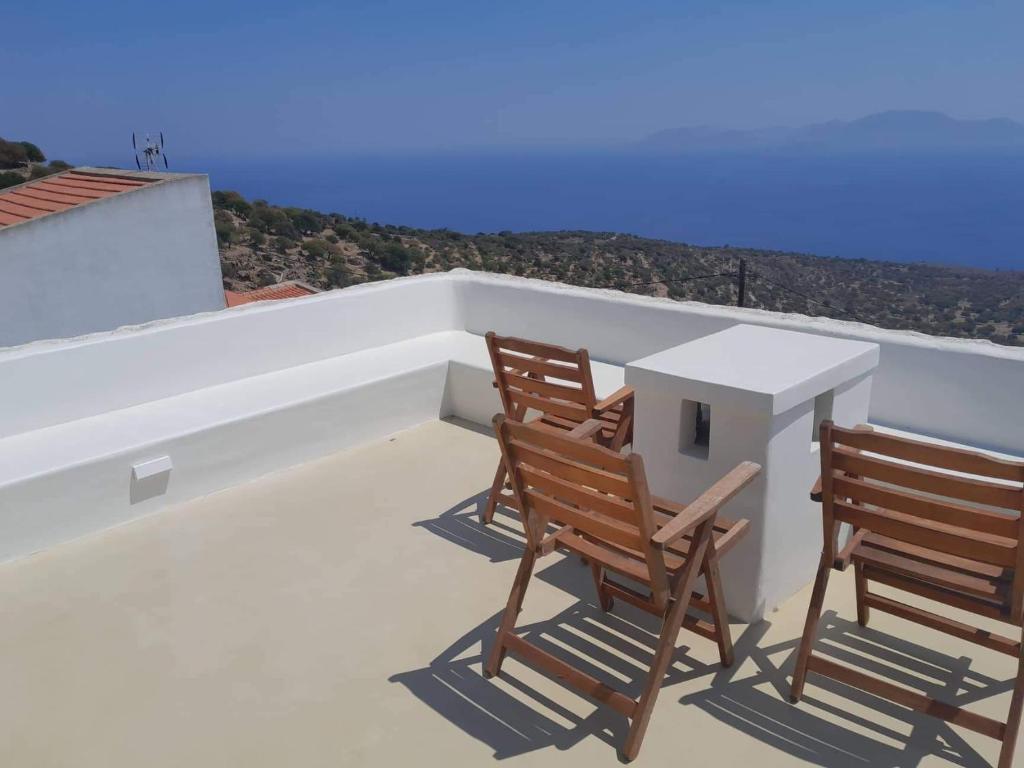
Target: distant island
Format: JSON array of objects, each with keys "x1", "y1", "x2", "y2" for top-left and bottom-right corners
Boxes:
[
  {"x1": 213, "y1": 190, "x2": 1024, "y2": 347},
  {"x1": 639, "y1": 110, "x2": 1024, "y2": 153}
]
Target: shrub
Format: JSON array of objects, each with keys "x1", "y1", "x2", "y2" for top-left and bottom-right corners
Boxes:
[
  {"x1": 18, "y1": 142, "x2": 45, "y2": 162},
  {"x1": 327, "y1": 259, "x2": 352, "y2": 288},
  {"x1": 303, "y1": 238, "x2": 331, "y2": 259},
  {"x1": 284, "y1": 207, "x2": 324, "y2": 236},
  {"x1": 0, "y1": 139, "x2": 28, "y2": 169},
  {"x1": 28, "y1": 164, "x2": 59, "y2": 180},
  {"x1": 214, "y1": 210, "x2": 238, "y2": 246},
  {"x1": 372, "y1": 241, "x2": 414, "y2": 275},
  {"x1": 212, "y1": 190, "x2": 252, "y2": 217},
  {"x1": 0, "y1": 170, "x2": 23, "y2": 189}
]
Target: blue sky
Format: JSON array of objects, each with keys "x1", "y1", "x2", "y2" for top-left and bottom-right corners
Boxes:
[{"x1": 3, "y1": 0, "x2": 1022, "y2": 160}]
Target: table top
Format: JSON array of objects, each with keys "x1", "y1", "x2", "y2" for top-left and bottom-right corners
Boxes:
[{"x1": 626, "y1": 324, "x2": 879, "y2": 415}]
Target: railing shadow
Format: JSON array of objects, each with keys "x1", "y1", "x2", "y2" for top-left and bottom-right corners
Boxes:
[{"x1": 412, "y1": 493, "x2": 526, "y2": 563}]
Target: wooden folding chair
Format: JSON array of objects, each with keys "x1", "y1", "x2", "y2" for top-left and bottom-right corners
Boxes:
[
  {"x1": 483, "y1": 331, "x2": 635, "y2": 525},
  {"x1": 485, "y1": 414, "x2": 758, "y2": 760},
  {"x1": 791, "y1": 421, "x2": 1024, "y2": 768}
]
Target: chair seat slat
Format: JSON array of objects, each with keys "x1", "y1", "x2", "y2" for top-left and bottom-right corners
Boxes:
[
  {"x1": 833, "y1": 499, "x2": 1017, "y2": 567},
  {"x1": 853, "y1": 539, "x2": 1009, "y2": 600}
]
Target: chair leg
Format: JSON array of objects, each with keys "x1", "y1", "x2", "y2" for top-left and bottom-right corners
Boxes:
[
  {"x1": 790, "y1": 552, "x2": 832, "y2": 703},
  {"x1": 590, "y1": 561, "x2": 613, "y2": 612},
  {"x1": 998, "y1": 629, "x2": 1024, "y2": 768},
  {"x1": 703, "y1": 551, "x2": 734, "y2": 667},
  {"x1": 482, "y1": 458, "x2": 506, "y2": 525},
  {"x1": 484, "y1": 547, "x2": 537, "y2": 678},
  {"x1": 623, "y1": 521, "x2": 712, "y2": 761},
  {"x1": 854, "y1": 561, "x2": 870, "y2": 627}
]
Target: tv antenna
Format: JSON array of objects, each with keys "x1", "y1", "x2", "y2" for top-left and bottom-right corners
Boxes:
[{"x1": 132, "y1": 132, "x2": 169, "y2": 171}]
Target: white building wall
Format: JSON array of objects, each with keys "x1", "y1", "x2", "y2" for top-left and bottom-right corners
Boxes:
[{"x1": 0, "y1": 173, "x2": 225, "y2": 347}]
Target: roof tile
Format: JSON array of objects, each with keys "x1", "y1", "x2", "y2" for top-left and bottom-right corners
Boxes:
[
  {"x1": 0, "y1": 170, "x2": 157, "y2": 228},
  {"x1": 224, "y1": 282, "x2": 319, "y2": 307}
]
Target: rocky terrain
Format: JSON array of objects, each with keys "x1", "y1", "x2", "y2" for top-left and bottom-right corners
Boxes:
[{"x1": 213, "y1": 190, "x2": 1024, "y2": 346}]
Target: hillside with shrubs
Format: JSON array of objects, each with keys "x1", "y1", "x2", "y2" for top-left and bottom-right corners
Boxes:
[
  {"x1": 213, "y1": 190, "x2": 1024, "y2": 346},
  {"x1": 0, "y1": 137, "x2": 72, "y2": 188}
]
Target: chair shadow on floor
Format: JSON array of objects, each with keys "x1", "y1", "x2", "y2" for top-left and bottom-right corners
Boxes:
[
  {"x1": 412, "y1": 495, "x2": 528, "y2": 563},
  {"x1": 683, "y1": 610, "x2": 1009, "y2": 768},
  {"x1": 403, "y1": 496, "x2": 1011, "y2": 765},
  {"x1": 389, "y1": 555, "x2": 716, "y2": 760}
]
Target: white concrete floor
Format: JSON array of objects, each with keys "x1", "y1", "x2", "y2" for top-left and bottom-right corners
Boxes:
[{"x1": 0, "y1": 418, "x2": 1020, "y2": 767}]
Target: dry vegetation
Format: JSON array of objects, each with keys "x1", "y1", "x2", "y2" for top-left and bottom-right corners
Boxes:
[{"x1": 215, "y1": 190, "x2": 1024, "y2": 346}]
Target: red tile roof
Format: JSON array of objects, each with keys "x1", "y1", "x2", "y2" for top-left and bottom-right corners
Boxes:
[
  {"x1": 0, "y1": 170, "x2": 154, "y2": 228},
  {"x1": 225, "y1": 282, "x2": 320, "y2": 307}
]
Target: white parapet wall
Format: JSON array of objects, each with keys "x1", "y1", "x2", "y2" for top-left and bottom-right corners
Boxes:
[{"x1": 0, "y1": 269, "x2": 1022, "y2": 564}]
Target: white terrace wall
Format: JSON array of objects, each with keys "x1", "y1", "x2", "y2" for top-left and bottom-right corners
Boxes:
[
  {"x1": 0, "y1": 274, "x2": 460, "y2": 438},
  {"x1": 455, "y1": 273, "x2": 1024, "y2": 455},
  {"x1": 1, "y1": 269, "x2": 1022, "y2": 453},
  {"x1": 0, "y1": 173, "x2": 225, "y2": 347}
]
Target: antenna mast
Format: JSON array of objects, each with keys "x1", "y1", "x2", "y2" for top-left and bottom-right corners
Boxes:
[{"x1": 132, "y1": 131, "x2": 169, "y2": 171}]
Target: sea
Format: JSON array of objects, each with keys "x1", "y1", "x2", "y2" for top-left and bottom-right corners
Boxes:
[{"x1": 165, "y1": 150, "x2": 1024, "y2": 270}]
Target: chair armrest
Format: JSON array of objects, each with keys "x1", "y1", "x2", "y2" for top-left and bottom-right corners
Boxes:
[
  {"x1": 593, "y1": 386, "x2": 634, "y2": 414},
  {"x1": 651, "y1": 461, "x2": 761, "y2": 549},
  {"x1": 566, "y1": 419, "x2": 605, "y2": 441},
  {"x1": 833, "y1": 528, "x2": 868, "y2": 571},
  {"x1": 810, "y1": 476, "x2": 822, "y2": 502}
]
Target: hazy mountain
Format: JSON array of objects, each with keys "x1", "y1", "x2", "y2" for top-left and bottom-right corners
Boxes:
[{"x1": 640, "y1": 111, "x2": 1024, "y2": 152}]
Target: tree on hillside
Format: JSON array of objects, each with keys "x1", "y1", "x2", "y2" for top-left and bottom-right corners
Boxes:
[
  {"x1": 0, "y1": 139, "x2": 29, "y2": 169},
  {"x1": 18, "y1": 142, "x2": 45, "y2": 162}
]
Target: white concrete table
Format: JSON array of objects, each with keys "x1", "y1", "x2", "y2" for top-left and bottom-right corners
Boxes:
[{"x1": 626, "y1": 324, "x2": 880, "y2": 622}]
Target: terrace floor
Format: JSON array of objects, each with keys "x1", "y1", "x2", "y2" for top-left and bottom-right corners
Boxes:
[{"x1": 0, "y1": 419, "x2": 1019, "y2": 767}]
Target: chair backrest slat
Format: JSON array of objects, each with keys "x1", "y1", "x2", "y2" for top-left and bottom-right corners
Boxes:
[
  {"x1": 833, "y1": 427, "x2": 1024, "y2": 483},
  {"x1": 832, "y1": 446, "x2": 1021, "y2": 511},
  {"x1": 821, "y1": 421, "x2": 1024, "y2": 573},
  {"x1": 518, "y1": 465, "x2": 637, "y2": 524},
  {"x1": 504, "y1": 372, "x2": 584, "y2": 402},
  {"x1": 496, "y1": 416, "x2": 664, "y2": 586},
  {"x1": 495, "y1": 351, "x2": 586, "y2": 384},
  {"x1": 507, "y1": 390, "x2": 590, "y2": 422},
  {"x1": 503, "y1": 418, "x2": 625, "y2": 473},
  {"x1": 488, "y1": 333, "x2": 596, "y2": 424},
  {"x1": 506, "y1": 440, "x2": 631, "y2": 497},
  {"x1": 523, "y1": 489, "x2": 645, "y2": 551},
  {"x1": 832, "y1": 474, "x2": 1018, "y2": 538}
]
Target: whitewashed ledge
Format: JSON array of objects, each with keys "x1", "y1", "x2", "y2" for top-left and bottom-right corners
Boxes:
[{"x1": 0, "y1": 269, "x2": 1021, "y2": 565}]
